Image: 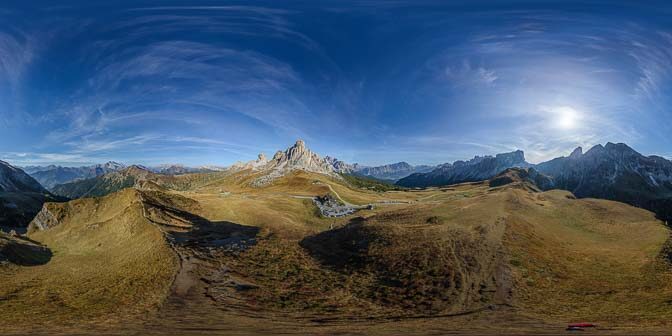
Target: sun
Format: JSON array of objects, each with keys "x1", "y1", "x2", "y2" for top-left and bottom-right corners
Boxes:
[{"x1": 551, "y1": 106, "x2": 581, "y2": 130}]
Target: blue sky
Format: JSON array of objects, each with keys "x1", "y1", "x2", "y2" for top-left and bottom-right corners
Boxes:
[{"x1": 1, "y1": 1, "x2": 672, "y2": 166}]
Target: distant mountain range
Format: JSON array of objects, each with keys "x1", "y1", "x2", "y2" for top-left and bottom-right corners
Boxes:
[
  {"x1": 23, "y1": 162, "x2": 225, "y2": 190},
  {"x1": 7, "y1": 140, "x2": 672, "y2": 224},
  {"x1": 397, "y1": 150, "x2": 530, "y2": 188},
  {"x1": 51, "y1": 165, "x2": 173, "y2": 199},
  {"x1": 148, "y1": 164, "x2": 221, "y2": 175},
  {"x1": 50, "y1": 140, "x2": 417, "y2": 197},
  {"x1": 354, "y1": 162, "x2": 435, "y2": 181},
  {"x1": 396, "y1": 142, "x2": 672, "y2": 223},
  {"x1": 24, "y1": 161, "x2": 126, "y2": 189}
]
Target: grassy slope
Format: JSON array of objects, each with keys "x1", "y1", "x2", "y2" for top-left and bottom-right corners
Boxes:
[
  {"x1": 179, "y1": 170, "x2": 672, "y2": 325},
  {"x1": 2, "y1": 167, "x2": 672, "y2": 332},
  {"x1": 0, "y1": 189, "x2": 178, "y2": 329},
  {"x1": 504, "y1": 188, "x2": 672, "y2": 325}
]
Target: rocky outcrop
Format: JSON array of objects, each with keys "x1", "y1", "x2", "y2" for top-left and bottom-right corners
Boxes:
[
  {"x1": 28, "y1": 203, "x2": 64, "y2": 232},
  {"x1": 264, "y1": 140, "x2": 337, "y2": 174},
  {"x1": 249, "y1": 140, "x2": 342, "y2": 186},
  {"x1": 230, "y1": 153, "x2": 270, "y2": 171}
]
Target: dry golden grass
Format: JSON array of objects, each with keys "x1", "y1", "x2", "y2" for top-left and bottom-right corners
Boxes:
[
  {"x1": 504, "y1": 188, "x2": 672, "y2": 326},
  {"x1": 2, "y1": 169, "x2": 672, "y2": 334},
  {"x1": 0, "y1": 189, "x2": 178, "y2": 330}
]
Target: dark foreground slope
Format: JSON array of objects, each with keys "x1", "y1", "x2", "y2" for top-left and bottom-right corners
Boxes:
[{"x1": 0, "y1": 160, "x2": 65, "y2": 228}]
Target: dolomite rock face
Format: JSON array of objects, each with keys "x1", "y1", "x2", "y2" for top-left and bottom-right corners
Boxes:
[
  {"x1": 264, "y1": 140, "x2": 337, "y2": 174},
  {"x1": 249, "y1": 140, "x2": 342, "y2": 186},
  {"x1": 230, "y1": 152, "x2": 270, "y2": 171}
]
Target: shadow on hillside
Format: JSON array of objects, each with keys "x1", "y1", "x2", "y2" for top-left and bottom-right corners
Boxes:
[
  {"x1": 299, "y1": 216, "x2": 371, "y2": 270},
  {"x1": 0, "y1": 236, "x2": 52, "y2": 266},
  {"x1": 140, "y1": 191, "x2": 260, "y2": 250},
  {"x1": 646, "y1": 198, "x2": 672, "y2": 225},
  {"x1": 171, "y1": 219, "x2": 260, "y2": 250}
]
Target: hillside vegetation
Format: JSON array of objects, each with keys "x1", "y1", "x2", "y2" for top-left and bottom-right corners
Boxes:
[
  {"x1": 2, "y1": 168, "x2": 672, "y2": 334},
  {"x1": 0, "y1": 189, "x2": 178, "y2": 331}
]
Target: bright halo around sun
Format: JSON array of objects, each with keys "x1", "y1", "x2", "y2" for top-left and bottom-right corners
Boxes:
[
  {"x1": 556, "y1": 106, "x2": 579, "y2": 129},
  {"x1": 542, "y1": 105, "x2": 582, "y2": 130}
]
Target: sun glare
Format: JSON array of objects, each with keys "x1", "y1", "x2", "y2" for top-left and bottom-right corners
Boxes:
[{"x1": 548, "y1": 106, "x2": 581, "y2": 130}]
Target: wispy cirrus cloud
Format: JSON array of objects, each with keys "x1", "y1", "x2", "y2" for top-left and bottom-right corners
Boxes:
[
  {"x1": 34, "y1": 5, "x2": 353, "y2": 163},
  {"x1": 0, "y1": 11, "x2": 36, "y2": 126},
  {"x1": 444, "y1": 60, "x2": 498, "y2": 87}
]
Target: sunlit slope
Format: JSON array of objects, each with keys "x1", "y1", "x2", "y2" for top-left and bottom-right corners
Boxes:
[
  {"x1": 184, "y1": 170, "x2": 429, "y2": 237},
  {"x1": 185, "y1": 170, "x2": 672, "y2": 324},
  {"x1": 503, "y1": 188, "x2": 672, "y2": 323},
  {"x1": 0, "y1": 189, "x2": 179, "y2": 329}
]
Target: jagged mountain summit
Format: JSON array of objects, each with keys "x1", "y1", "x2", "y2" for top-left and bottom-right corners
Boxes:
[
  {"x1": 233, "y1": 141, "x2": 434, "y2": 183},
  {"x1": 26, "y1": 161, "x2": 126, "y2": 189},
  {"x1": 537, "y1": 142, "x2": 672, "y2": 192},
  {"x1": 265, "y1": 140, "x2": 339, "y2": 175},
  {"x1": 536, "y1": 142, "x2": 672, "y2": 222},
  {"x1": 397, "y1": 150, "x2": 530, "y2": 188},
  {"x1": 232, "y1": 140, "x2": 344, "y2": 186}
]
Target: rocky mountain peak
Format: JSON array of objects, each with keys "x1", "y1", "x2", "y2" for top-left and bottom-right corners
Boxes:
[
  {"x1": 284, "y1": 139, "x2": 312, "y2": 163},
  {"x1": 258, "y1": 153, "x2": 267, "y2": 162},
  {"x1": 585, "y1": 144, "x2": 605, "y2": 156},
  {"x1": 570, "y1": 147, "x2": 583, "y2": 159},
  {"x1": 495, "y1": 150, "x2": 527, "y2": 165},
  {"x1": 604, "y1": 142, "x2": 638, "y2": 156},
  {"x1": 250, "y1": 140, "x2": 339, "y2": 186},
  {"x1": 102, "y1": 161, "x2": 125, "y2": 169}
]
